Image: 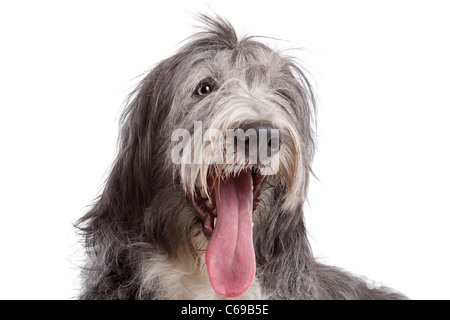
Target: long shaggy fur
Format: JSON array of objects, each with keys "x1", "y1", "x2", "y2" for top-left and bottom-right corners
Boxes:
[{"x1": 76, "y1": 14, "x2": 407, "y2": 300}]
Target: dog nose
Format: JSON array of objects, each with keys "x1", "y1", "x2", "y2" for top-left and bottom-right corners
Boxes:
[
  {"x1": 248, "y1": 124, "x2": 282, "y2": 153},
  {"x1": 238, "y1": 124, "x2": 282, "y2": 162}
]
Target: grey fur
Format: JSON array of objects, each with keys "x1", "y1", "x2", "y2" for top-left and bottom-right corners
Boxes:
[{"x1": 76, "y1": 14, "x2": 407, "y2": 300}]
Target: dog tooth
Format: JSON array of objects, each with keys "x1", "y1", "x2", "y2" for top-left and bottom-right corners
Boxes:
[
  {"x1": 214, "y1": 217, "x2": 217, "y2": 227},
  {"x1": 213, "y1": 208, "x2": 217, "y2": 215},
  {"x1": 200, "y1": 188, "x2": 207, "y2": 198},
  {"x1": 206, "y1": 199, "x2": 213, "y2": 209}
]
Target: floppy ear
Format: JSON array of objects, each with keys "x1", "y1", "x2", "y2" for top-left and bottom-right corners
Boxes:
[
  {"x1": 75, "y1": 58, "x2": 184, "y2": 299},
  {"x1": 76, "y1": 58, "x2": 178, "y2": 245}
]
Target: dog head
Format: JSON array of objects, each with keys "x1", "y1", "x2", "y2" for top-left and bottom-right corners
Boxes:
[{"x1": 80, "y1": 14, "x2": 316, "y2": 299}]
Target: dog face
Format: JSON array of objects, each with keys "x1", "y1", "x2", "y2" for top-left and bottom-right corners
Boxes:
[
  {"x1": 81, "y1": 14, "x2": 316, "y2": 299},
  {"x1": 139, "y1": 16, "x2": 316, "y2": 297},
  {"x1": 166, "y1": 34, "x2": 315, "y2": 212}
]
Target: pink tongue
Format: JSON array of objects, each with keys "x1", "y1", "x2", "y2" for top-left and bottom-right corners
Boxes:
[{"x1": 205, "y1": 171, "x2": 255, "y2": 298}]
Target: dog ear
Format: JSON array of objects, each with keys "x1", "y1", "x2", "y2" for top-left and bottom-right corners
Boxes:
[
  {"x1": 76, "y1": 59, "x2": 177, "y2": 242},
  {"x1": 75, "y1": 62, "x2": 179, "y2": 299}
]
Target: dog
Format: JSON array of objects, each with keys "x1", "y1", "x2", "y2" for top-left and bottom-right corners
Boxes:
[{"x1": 76, "y1": 14, "x2": 407, "y2": 299}]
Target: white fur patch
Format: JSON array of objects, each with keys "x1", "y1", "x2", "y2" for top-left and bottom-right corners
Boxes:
[{"x1": 139, "y1": 251, "x2": 265, "y2": 300}]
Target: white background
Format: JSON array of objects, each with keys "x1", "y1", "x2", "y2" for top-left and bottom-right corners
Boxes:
[{"x1": 1, "y1": 0, "x2": 449, "y2": 299}]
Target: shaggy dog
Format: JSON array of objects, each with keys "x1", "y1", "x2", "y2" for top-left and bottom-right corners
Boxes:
[{"x1": 76, "y1": 14, "x2": 406, "y2": 299}]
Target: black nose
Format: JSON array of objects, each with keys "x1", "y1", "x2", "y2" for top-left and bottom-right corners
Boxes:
[
  {"x1": 236, "y1": 123, "x2": 282, "y2": 164},
  {"x1": 251, "y1": 124, "x2": 282, "y2": 151}
]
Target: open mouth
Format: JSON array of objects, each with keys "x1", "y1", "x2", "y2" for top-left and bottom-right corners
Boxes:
[
  {"x1": 192, "y1": 166, "x2": 264, "y2": 238},
  {"x1": 189, "y1": 166, "x2": 265, "y2": 298}
]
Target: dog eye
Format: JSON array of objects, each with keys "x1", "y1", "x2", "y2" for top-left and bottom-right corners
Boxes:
[{"x1": 194, "y1": 79, "x2": 215, "y2": 97}]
